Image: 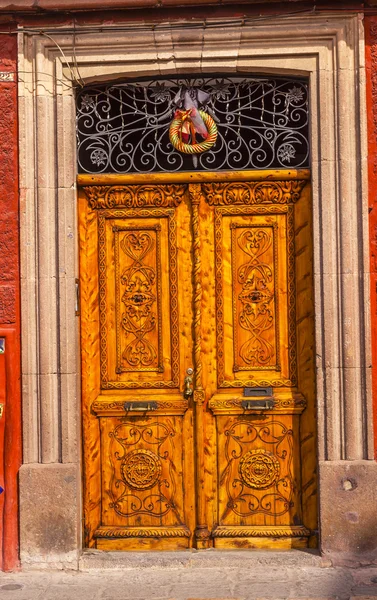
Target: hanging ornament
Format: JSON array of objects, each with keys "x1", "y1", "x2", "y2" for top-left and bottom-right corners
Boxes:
[
  {"x1": 169, "y1": 88, "x2": 218, "y2": 155},
  {"x1": 169, "y1": 108, "x2": 218, "y2": 155}
]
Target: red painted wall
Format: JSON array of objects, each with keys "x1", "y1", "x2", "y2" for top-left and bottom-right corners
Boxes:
[
  {"x1": 366, "y1": 17, "x2": 377, "y2": 460},
  {"x1": 0, "y1": 33, "x2": 21, "y2": 571}
]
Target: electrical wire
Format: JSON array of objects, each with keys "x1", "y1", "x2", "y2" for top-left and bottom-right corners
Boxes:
[
  {"x1": 0, "y1": 6, "x2": 373, "y2": 38},
  {"x1": 0, "y1": 5, "x2": 372, "y2": 90}
]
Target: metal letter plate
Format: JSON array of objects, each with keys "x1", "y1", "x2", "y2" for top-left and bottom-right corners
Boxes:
[{"x1": 244, "y1": 387, "x2": 272, "y2": 397}]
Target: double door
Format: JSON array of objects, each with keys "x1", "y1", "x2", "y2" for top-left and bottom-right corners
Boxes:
[{"x1": 79, "y1": 173, "x2": 317, "y2": 550}]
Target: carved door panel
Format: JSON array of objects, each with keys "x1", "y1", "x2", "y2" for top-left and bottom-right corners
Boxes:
[
  {"x1": 79, "y1": 184, "x2": 195, "y2": 550},
  {"x1": 79, "y1": 176, "x2": 317, "y2": 551},
  {"x1": 198, "y1": 179, "x2": 317, "y2": 549}
]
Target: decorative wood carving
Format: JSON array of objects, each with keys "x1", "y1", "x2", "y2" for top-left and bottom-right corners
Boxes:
[
  {"x1": 106, "y1": 419, "x2": 186, "y2": 525},
  {"x1": 92, "y1": 399, "x2": 189, "y2": 415},
  {"x1": 83, "y1": 184, "x2": 186, "y2": 209},
  {"x1": 95, "y1": 526, "x2": 191, "y2": 538},
  {"x1": 218, "y1": 418, "x2": 296, "y2": 521},
  {"x1": 121, "y1": 448, "x2": 162, "y2": 490},
  {"x1": 212, "y1": 525, "x2": 310, "y2": 537},
  {"x1": 188, "y1": 183, "x2": 211, "y2": 548},
  {"x1": 202, "y1": 180, "x2": 307, "y2": 206},
  {"x1": 114, "y1": 226, "x2": 162, "y2": 373},
  {"x1": 239, "y1": 449, "x2": 280, "y2": 490},
  {"x1": 232, "y1": 224, "x2": 278, "y2": 371},
  {"x1": 208, "y1": 395, "x2": 307, "y2": 413},
  {"x1": 79, "y1": 176, "x2": 316, "y2": 551},
  {"x1": 188, "y1": 184, "x2": 204, "y2": 393},
  {"x1": 99, "y1": 207, "x2": 180, "y2": 389},
  {"x1": 214, "y1": 203, "x2": 297, "y2": 388}
]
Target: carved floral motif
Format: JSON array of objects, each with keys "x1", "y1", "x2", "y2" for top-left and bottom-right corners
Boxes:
[
  {"x1": 84, "y1": 184, "x2": 186, "y2": 209},
  {"x1": 202, "y1": 180, "x2": 306, "y2": 206}
]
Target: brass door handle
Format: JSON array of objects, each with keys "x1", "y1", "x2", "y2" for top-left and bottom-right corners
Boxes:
[
  {"x1": 183, "y1": 368, "x2": 194, "y2": 398},
  {"x1": 124, "y1": 401, "x2": 158, "y2": 412},
  {"x1": 241, "y1": 399, "x2": 274, "y2": 410}
]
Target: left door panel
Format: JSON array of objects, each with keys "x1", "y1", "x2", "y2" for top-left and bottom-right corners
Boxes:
[{"x1": 79, "y1": 184, "x2": 195, "y2": 550}]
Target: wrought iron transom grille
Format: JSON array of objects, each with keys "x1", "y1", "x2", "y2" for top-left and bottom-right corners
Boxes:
[{"x1": 76, "y1": 76, "x2": 309, "y2": 174}]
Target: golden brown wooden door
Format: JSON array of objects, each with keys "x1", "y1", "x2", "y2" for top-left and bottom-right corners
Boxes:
[{"x1": 79, "y1": 173, "x2": 317, "y2": 551}]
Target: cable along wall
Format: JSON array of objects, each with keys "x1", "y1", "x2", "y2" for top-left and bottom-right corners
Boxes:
[{"x1": 76, "y1": 76, "x2": 309, "y2": 174}]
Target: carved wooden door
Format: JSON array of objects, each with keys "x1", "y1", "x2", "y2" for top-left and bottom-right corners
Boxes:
[{"x1": 79, "y1": 174, "x2": 317, "y2": 551}]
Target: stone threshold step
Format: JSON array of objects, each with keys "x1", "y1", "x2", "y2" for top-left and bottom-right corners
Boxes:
[{"x1": 79, "y1": 548, "x2": 324, "y2": 571}]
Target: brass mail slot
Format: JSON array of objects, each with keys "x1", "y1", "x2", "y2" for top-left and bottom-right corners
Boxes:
[
  {"x1": 244, "y1": 386, "x2": 272, "y2": 397},
  {"x1": 124, "y1": 401, "x2": 158, "y2": 412},
  {"x1": 241, "y1": 399, "x2": 274, "y2": 410}
]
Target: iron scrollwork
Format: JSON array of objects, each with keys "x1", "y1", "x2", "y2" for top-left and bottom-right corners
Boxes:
[{"x1": 77, "y1": 76, "x2": 309, "y2": 173}]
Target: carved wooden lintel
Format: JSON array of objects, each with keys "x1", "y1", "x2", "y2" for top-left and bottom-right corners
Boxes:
[
  {"x1": 208, "y1": 394, "x2": 306, "y2": 415},
  {"x1": 202, "y1": 180, "x2": 307, "y2": 205},
  {"x1": 91, "y1": 398, "x2": 189, "y2": 416},
  {"x1": 95, "y1": 526, "x2": 191, "y2": 538},
  {"x1": 212, "y1": 525, "x2": 310, "y2": 538},
  {"x1": 83, "y1": 184, "x2": 186, "y2": 209}
]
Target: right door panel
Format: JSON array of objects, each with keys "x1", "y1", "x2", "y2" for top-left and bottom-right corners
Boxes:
[{"x1": 199, "y1": 178, "x2": 317, "y2": 548}]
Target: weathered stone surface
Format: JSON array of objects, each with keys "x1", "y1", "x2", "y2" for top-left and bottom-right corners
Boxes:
[
  {"x1": 19, "y1": 463, "x2": 80, "y2": 569},
  {"x1": 0, "y1": 219, "x2": 17, "y2": 282},
  {"x1": 0, "y1": 284, "x2": 16, "y2": 323},
  {"x1": 319, "y1": 460, "x2": 377, "y2": 563},
  {"x1": 80, "y1": 549, "x2": 322, "y2": 571},
  {"x1": 0, "y1": 560, "x2": 376, "y2": 599}
]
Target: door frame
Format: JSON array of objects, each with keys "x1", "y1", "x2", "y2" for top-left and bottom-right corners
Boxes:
[{"x1": 18, "y1": 15, "x2": 373, "y2": 566}]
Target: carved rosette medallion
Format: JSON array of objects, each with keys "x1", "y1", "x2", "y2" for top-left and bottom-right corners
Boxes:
[
  {"x1": 239, "y1": 449, "x2": 280, "y2": 490},
  {"x1": 121, "y1": 449, "x2": 162, "y2": 490}
]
